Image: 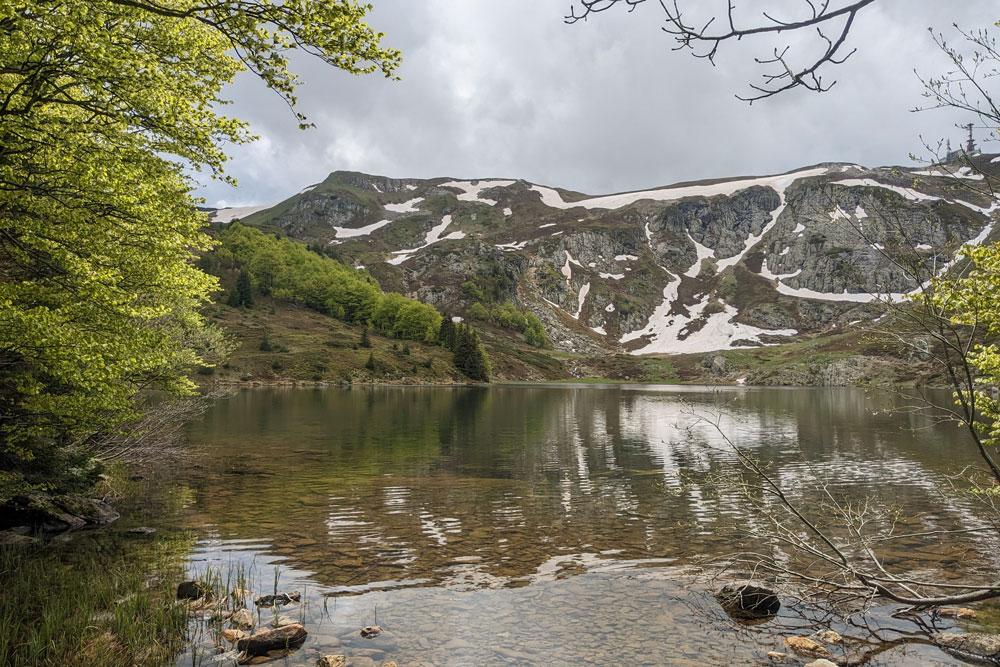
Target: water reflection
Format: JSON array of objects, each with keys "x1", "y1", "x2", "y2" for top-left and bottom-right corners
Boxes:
[{"x1": 179, "y1": 385, "x2": 994, "y2": 664}]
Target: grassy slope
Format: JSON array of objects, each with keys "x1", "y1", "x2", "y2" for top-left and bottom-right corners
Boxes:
[
  {"x1": 200, "y1": 293, "x2": 940, "y2": 387},
  {"x1": 200, "y1": 296, "x2": 572, "y2": 385}
]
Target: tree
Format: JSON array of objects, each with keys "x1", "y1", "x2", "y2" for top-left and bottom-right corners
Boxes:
[
  {"x1": 0, "y1": 1, "x2": 399, "y2": 502},
  {"x1": 453, "y1": 324, "x2": 491, "y2": 382},
  {"x1": 360, "y1": 327, "x2": 372, "y2": 349},
  {"x1": 439, "y1": 316, "x2": 456, "y2": 350},
  {"x1": 567, "y1": 1, "x2": 879, "y2": 101},
  {"x1": 365, "y1": 352, "x2": 376, "y2": 372},
  {"x1": 235, "y1": 269, "x2": 254, "y2": 308}
]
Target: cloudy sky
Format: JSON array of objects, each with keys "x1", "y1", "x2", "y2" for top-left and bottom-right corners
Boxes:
[{"x1": 203, "y1": 0, "x2": 998, "y2": 208}]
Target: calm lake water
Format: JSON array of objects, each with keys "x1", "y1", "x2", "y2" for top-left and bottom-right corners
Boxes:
[{"x1": 174, "y1": 385, "x2": 1000, "y2": 665}]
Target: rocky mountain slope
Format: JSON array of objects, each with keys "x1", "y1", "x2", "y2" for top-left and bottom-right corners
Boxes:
[{"x1": 211, "y1": 157, "x2": 1000, "y2": 357}]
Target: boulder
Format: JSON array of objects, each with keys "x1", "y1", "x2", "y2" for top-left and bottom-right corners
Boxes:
[
  {"x1": 360, "y1": 625, "x2": 382, "y2": 638},
  {"x1": 805, "y1": 661, "x2": 838, "y2": 667},
  {"x1": 785, "y1": 636, "x2": 833, "y2": 659},
  {"x1": 765, "y1": 651, "x2": 791, "y2": 662},
  {"x1": 236, "y1": 623, "x2": 308, "y2": 656},
  {"x1": 317, "y1": 657, "x2": 347, "y2": 667},
  {"x1": 177, "y1": 580, "x2": 208, "y2": 600},
  {"x1": 938, "y1": 607, "x2": 978, "y2": 620},
  {"x1": 933, "y1": 632, "x2": 1000, "y2": 662},
  {"x1": 716, "y1": 582, "x2": 780, "y2": 619},
  {"x1": 231, "y1": 608, "x2": 255, "y2": 629}
]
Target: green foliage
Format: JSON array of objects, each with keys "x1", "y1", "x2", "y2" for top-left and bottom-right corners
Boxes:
[
  {"x1": 360, "y1": 327, "x2": 372, "y2": 348},
  {"x1": 524, "y1": 313, "x2": 550, "y2": 348},
  {"x1": 465, "y1": 301, "x2": 549, "y2": 347},
  {"x1": 236, "y1": 269, "x2": 254, "y2": 308},
  {"x1": 0, "y1": 0, "x2": 399, "y2": 498},
  {"x1": 365, "y1": 352, "x2": 376, "y2": 371},
  {"x1": 259, "y1": 333, "x2": 273, "y2": 352},
  {"x1": 220, "y1": 225, "x2": 440, "y2": 344},
  {"x1": 453, "y1": 324, "x2": 491, "y2": 382},
  {"x1": 439, "y1": 317, "x2": 457, "y2": 350}
]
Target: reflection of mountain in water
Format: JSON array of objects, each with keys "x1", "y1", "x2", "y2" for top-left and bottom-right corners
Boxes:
[{"x1": 181, "y1": 386, "x2": 997, "y2": 594}]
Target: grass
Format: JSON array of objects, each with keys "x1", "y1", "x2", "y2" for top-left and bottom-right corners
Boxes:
[{"x1": 0, "y1": 531, "x2": 194, "y2": 666}]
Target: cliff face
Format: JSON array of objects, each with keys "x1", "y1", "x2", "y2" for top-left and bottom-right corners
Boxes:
[{"x1": 218, "y1": 158, "x2": 999, "y2": 356}]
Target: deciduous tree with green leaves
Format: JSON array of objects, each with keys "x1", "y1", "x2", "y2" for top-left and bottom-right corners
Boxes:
[{"x1": 0, "y1": 0, "x2": 399, "y2": 502}]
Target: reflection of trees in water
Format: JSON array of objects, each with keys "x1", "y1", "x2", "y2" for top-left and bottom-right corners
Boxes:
[{"x1": 181, "y1": 387, "x2": 994, "y2": 594}]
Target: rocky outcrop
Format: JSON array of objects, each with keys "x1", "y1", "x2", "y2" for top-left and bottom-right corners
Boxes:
[{"x1": 10, "y1": 492, "x2": 119, "y2": 532}]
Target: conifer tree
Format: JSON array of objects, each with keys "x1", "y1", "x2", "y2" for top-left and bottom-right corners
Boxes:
[
  {"x1": 439, "y1": 316, "x2": 456, "y2": 350},
  {"x1": 236, "y1": 268, "x2": 254, "y2": 308}
]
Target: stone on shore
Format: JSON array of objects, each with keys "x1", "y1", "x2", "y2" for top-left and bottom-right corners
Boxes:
[
  {"x1": 933, "y1": 632, "x2": 1000, "y2": 661},
  {"x1": 785, "y1": 636, "x2": 833, "y2": 659},
  {"x1": 236, "y1": 623, "x2": 308, "y2": 656}
]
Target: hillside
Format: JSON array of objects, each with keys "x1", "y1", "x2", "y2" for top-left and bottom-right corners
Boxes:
[{"x1": 203, "y1": 157, "x2": 1000, "y2": 384}]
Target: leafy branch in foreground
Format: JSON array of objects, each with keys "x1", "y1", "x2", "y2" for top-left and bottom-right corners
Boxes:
[{"x1": 0, "y1": 1, "x2": 399, "y2": 502}]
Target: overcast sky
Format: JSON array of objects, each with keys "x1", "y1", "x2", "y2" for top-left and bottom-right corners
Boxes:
[{"x1": 203, "y1": 0, "x2": 999, "y2": 208}]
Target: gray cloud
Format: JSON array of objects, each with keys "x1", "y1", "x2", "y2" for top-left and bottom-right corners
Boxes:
[{"x1": 201, "y1": 0, "x2": 999, "y2": 207}]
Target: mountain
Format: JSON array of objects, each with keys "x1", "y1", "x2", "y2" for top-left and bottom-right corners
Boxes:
[{"x1": 210, "y1": 157, "x2": 999, "y2": 360}]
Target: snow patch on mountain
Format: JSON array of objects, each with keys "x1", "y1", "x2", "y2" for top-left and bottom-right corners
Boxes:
[
  {"x1": 209, "y1": 204, "x2": 274, "y2": 223},
  {"x1": 332, "y1": 219, "x2": 392, "y2": 241},
  {"x1": 388, "y1": 215, "x2": 464, "y2": 265},
  {"x1": 530, "y1": 167, "x2": 829, "y2": 211},
  {"x1": 384, "y1": 197, "x2": 423, "y2": 213},
  {"x1": 440, "y1": 179, "x2": 515, "y2": 206}
]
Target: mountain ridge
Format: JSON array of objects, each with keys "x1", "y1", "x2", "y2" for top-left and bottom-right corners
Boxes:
[{"x1": 207, "y1": 156, "x2": 1000, "y2": 358}]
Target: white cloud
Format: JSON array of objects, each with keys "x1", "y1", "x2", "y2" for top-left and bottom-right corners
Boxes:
[{"x1": 198, "y1": 0, "x2": 999, "y2": 206}]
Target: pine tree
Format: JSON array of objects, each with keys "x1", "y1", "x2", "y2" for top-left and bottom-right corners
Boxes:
[
  {"x1": 360, "y1": 327, "x2": 372, "y2": 348},
  {"x1": 236, "y1": 268, "x2": 253, "y2": 308},
  {"x1": 453, "y1": 324, "x2": 491, "y2": 382},
  {"x1": 439, "y1": 316, "x2": 456, "y2": 350},
  {"x1": 365, "y1": 351, "x2": 376, "y2": 371}
]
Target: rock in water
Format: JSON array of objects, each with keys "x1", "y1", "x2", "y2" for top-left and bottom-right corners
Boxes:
[
  {"x1": 221, "y1": 628, "x2": 250, "y2": 642},
  {"x1": 317, "y1": 657, "x2": 347, "y2": 667},
  {"x1": 360, "y1": 625, "x2": 382, "y2": 638},
  {"x1": 938, "y1": 607, "x2": 978, "y2": 620},
  {"x1": 933, "y1": 633, "x2": 1000, "y2": 662},
  {"x1": 177, "y1": 580, "x2": 208, "y2": 600},
  {"x1": 785, "y1": 636, "x2": 833, "y2": 659},
  {"x1": 804, "y1": 660, "x2": 838, "y2": 667},
  {"x1": 255, "y1": 591, "x2": 301, "y2": 607},
  {"x1": 231, "y1": 608, "x2": 254, "y2": 629},
  {"x1": 810, "y1": 629, "x2": 843, "y2": 645},
  {"x1": 715, "y1": 582, "x2": 780, "y2": 619},
  {"x1": 236, "y1": 623, "x2": 308, "y2": 656}
]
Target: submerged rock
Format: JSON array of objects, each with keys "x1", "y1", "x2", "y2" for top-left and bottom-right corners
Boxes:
[
  {"x1": 810, "y1": 629, "x2": 843, "y2": 645},
  {"x1": 933, "y1": 632, "x2": 1000, "y2": 662},
  {"x1": 255, "y1": 591, "x2": 301, "y2": 607},
  {"x1": 317, "y1": 657, "x2": 347, "y2": 667},
  {"x1": 231, "y1": 608, "x2": 255, "y2": 628},
  {"x1": 938, "y1": 607, "x2": 978, "y2": 620},
  {"x1": 177, "y1": 580, "x2": 208, "y2": 600},
  {"x1": 127, "y1": 526, "x2": 156, "y2": 535},
  {"x1": 785, "y1": 636, "x2": 833, "y2": 659},
  {"x1": 236, "y1": 623, "x2": 308, "y2": 656},
  {"x1": 765, "y1": 651, "x2": 791, "y2": 662},
  {"x1": 360, "y1": 625, "x2": 382, "y2": 639},
  {"x1": 221, "y1": 628, "x2": 250, "y2": 642},
  {"x1": 804, "y1": 660, "x2": 838, "y2": 667},
  {"x1": 715, "y1": 582, "x2": 780, "y2": 619}
]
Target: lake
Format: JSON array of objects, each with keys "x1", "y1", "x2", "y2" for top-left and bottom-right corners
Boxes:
[{"x1": 173, "y1": 385, "x2": 1000, "y2": 665}]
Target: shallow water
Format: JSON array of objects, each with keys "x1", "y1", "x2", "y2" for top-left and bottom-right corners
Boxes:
[{"x1": 174, "y1": 385, "x2": 1000, "y2": 665}]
